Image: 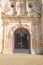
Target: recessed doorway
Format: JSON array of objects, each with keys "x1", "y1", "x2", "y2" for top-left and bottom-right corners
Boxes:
[{"x1": 13, "y1": 28, "x2": 31, "y2": 53}]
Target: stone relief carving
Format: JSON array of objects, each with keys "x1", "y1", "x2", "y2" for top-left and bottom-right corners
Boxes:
[{"x1": 7, "y1": 23, "x2": 35, "y2": 46}]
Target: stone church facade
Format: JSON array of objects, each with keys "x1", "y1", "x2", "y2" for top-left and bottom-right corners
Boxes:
[{"x1": 0, "y1": 0, "x2": 43, "y2": 54}]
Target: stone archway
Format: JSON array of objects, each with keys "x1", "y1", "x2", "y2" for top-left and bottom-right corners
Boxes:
[
  {"x1": 7, "y1": 23, "x2": 33, "y2": 54},
  {"x1": 12, "y1": 27, "x2": 31, "y2": 53}
]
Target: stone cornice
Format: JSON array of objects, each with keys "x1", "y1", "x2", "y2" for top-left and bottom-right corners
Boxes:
[
  {"x1": 2, "y1": 14, "x2": 41, "y2": 26},
  {"x1": 2, "y1": 14, "x2": 40, "y2": 20}
]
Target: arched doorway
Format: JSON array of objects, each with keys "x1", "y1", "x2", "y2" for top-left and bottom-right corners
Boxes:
[{"x1": 13, "y1": 27, "x2": 31, "y2": 53}]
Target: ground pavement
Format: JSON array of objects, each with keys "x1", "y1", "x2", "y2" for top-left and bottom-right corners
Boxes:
[{"x1": 0, "y1": 54, "x2": 43, "y2": 65}]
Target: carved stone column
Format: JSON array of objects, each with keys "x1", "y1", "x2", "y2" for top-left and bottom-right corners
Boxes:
[
  {"x1": 33, "y1": 18, "x2": 42, "y2": 54},
  {"x1": 2, "y1": 18, "x2": 5, "y2": 54},
  {"x1": 2, "y1": 14, "x2": 9, "y2": 54}
]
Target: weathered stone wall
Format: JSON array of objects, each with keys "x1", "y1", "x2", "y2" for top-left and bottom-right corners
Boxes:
[
  {"x1": 42, "y1": 0, "x2": 43, "y2": 53},
  {"x1": 0, "y1": 0, "x2": 42, "y2": 54}
]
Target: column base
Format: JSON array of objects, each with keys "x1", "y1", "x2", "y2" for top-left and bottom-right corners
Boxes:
[{"x1": 3, "y1": 49, "x2": 12, "y2": 54}]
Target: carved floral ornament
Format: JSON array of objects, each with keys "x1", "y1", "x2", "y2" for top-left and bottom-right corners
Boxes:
[{"x1": 1, "y1": 0, "x2": 41, "y2": 20}]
